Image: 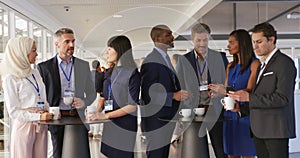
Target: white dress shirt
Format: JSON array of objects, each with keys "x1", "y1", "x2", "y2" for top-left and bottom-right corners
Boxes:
[{"x1": 2, "y1": 69, "x2": 49, "y2": 121}]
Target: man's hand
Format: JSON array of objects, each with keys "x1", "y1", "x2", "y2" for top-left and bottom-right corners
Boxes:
[
  {"x1": 208, "y1": 84, "x2": 227, "y2": 98},
  {"x1": 227, "y1": 90, "x2": 249, "y2": 102},
  {"x1": 86, "y1": 112, "x2": 108, "y2": 120},
  {"x1": 173, "y1": 90, "x2": 192, "y2": 101},
  {"x1": 72, "y1": 97, "x2": 85, "y2": 109}
]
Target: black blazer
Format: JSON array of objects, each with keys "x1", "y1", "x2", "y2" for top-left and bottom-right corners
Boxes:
[
  {"x1": 141, "y1": 49, "x2": 181, "y2": 119},
  {"x1": 248, "y1": 50, "x2": 296, "y2": 139},
  {"x1": 37, "y1": 56, "x2": 96, "y2": 113}
]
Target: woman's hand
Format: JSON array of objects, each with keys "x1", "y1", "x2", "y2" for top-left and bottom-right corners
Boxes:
[
  {"x1": 24, "y1": 107, "x2": 41, "y2": 113},
  {"x1": 40, "y1": 112, "x2": 54, "y2": 121},
  {"x1": 86, "y1": 112, "x2": 108, "y2": 121}
]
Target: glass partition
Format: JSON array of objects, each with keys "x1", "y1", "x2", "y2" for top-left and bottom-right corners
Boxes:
[
  {"x1": 46, "y1": 31, "x2": 54, "y2": 59},
  {"x1": 33, "y1": 23, "x2": 43, "y2": 63},
  {"x1": 15, "y1": 15, "x2": 28, "y2": 37},
  {"x1": 0, "y1": 8, "x2": 8, "y2": 55}
]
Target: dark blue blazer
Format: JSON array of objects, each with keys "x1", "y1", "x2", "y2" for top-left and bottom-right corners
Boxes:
[{"x1": 141, "y1": 49, "x2": 181, "y2": 122}]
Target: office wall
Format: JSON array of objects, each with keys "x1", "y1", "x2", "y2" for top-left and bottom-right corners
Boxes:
[{"x1": 290, "y1": 92, "x2": 300, "y2": 153}]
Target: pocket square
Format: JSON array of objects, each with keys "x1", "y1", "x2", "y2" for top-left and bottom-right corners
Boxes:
[{"x1": 263, "y1": 72, "x2": 273, "y2": 76}]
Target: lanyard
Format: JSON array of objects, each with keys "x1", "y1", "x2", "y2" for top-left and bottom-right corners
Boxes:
[
  {"x1": 26, "y1": 74, "x2": 40, "y2": 97},
  {"x1": 108, "y1": 82, "x2": 112, "y2": 100},
  {"x1": 196, "y1": 57, "x2": 206, "y2": 81},
  {"x1": 59, "y1": 62, "x2": 73, "y2": 87}
]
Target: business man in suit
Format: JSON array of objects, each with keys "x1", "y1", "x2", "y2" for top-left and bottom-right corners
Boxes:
[
  {"x1": 228, "y1": 22, "x2": 296, "y2": 158},
  {"x1": 37, "y1": 28, "x2": 96, "y2": 158},
  {"x1": 140, "y1": 24, "x2": 191, "y2": 158},
  {"x1": 176, "y1": 23, "x2": 228, "y2": 158}
]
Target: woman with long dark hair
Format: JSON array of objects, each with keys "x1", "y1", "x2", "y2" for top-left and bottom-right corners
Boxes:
[
  {"x1": 210, "y1": 29, "x2": 260, "y2": 158},
  {"x1": 87, "y1": 35, "x2": 140, "y2": 158}
]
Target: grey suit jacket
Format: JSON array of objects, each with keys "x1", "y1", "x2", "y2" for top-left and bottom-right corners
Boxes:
[
  {"x1": 176, "y1": 49, "x2": 227, "y2": 136},
  {"x1": 176, "y1": 48, "x2": 226, "y2": 109},
  {"x1": 249, "y1": 50, "x2": 296, "y2": 139},
  {"x1": 37, "y1": 56, "x2": 96, "y2": 113}
]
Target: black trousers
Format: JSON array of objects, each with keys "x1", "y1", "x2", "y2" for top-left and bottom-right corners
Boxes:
[
  {"x1": 208, "y1": 121, "x2": 227, "y2": 158},
  {"x1": 49, "y1": 125, "x2": 65, "y2": 158},
  {"x1": 253, "y1": 135, "x2": 289, "y2": 158}
]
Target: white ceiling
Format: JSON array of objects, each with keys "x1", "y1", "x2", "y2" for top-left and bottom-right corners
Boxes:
[
  {"x1": 25, "y1": 0, "x2": 222, "y2": 58},
  {"x1": 3, "y1": 0, "x2": 300, "y2": 59}
]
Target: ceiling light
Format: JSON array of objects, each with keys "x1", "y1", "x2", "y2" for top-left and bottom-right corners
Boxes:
[
  {"x1": 112, "y1": 14, "x2": 123, "y2": 18},
  {"x1": 287, "y1": 11, "x2": 300, "y2": 19}
]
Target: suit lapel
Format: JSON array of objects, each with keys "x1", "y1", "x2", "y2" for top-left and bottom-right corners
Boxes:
[
  {"x1": 153, "y1": 49, "x2": 178, "y2": 90},
  {"x1": 254, "y1": 50, "x2": 279, "y2": 90},
  {"x1": 52, "y1": 56, "x2": 61, "y2": 90},
  {"x1": 73, "y1": 57, "x2": 80, "y2": 97},
  {"x1": 188, "y1": 51, "x2": 198, "y2": 74},
  {"x1": 186, "y1": 51, "x2": 199, "y2": 81}
]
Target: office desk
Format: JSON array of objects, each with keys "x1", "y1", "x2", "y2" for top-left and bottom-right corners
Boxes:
[{"x1": 39, "y1": 117, "x2": 110, "y2": 158}]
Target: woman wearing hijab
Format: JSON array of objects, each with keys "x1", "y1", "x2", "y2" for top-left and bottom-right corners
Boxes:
[{"x1": 1, "y1": 37, "x2": 53, "y2": 158}]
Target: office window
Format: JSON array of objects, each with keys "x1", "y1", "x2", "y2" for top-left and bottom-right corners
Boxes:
[
  {"x1": 33, "y1": 23, "x2": 42, "y2": 63},
  {"x1": 46, "y1": 31, "x2": 54, "y2": 59},
  {"x1": 0, "y1": 8, "x2": 8, "y2": 55},
  {"x1": 15, "y1": 15, "x2": 28, "y2": 37}
]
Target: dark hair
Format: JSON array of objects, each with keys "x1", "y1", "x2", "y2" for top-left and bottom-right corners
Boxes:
[
  {"x1": 107, "y1": 35, "x2": 136, "y2": 70},
  {"x1": 191, "y1": 23, "x2": 211, "y2": 38},
  {"x1": 92, "y1": 60, "x2": 100, "y2": 69},
  {"x1": 54, "y1": 28, "x2": 74, "y2": 38},
  {"x1": 150, "y1": 24, "x2": 170, "y2": 42},
  {"x1": 250, "y1": 22, "x2": 277, "y2": 44},
  {"x1": 228, "y1": 29, "x2": 255, "y2": 73}
]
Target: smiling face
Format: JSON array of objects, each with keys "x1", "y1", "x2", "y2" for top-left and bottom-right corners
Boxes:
[
  {"x1": 27, "y1": 42, "x2": 38, "y2": 64},
  {"x1": 55, "y1": 33, "x2": 75, "y2": 60},
  {"x1": 227, "y1": 35, "x2": 239, "y2": 55},
  {"x1": 105, "y1": 46, "x2": 118, "y2": 64},
  {"x1": 157, "y1": 27, "x2": 174, "y2": 49},
  {"x1": 191, "y1": 32, "x2": 209, "y2": 54}
]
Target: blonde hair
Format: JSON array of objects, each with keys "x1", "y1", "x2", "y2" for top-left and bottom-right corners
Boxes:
[{"x1": 0, "y1": 37, "x2": 35, "y2": 78}]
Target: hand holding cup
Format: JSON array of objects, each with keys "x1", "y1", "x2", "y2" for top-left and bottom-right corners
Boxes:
[{"x1": 220, "y1": 96, "x2": 235, "y2": 110}]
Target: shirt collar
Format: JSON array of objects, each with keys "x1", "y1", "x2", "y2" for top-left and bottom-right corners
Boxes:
[
  {"x1": 261, "y1": 47, "x2": 278, "y2": 65},
  {"x1": 155, "y1": 47, "x2": 168, "y2": 58},
  {"x1": 193, "y1": 49, "x2": 207, "y2": 60},
  {"x1": 56, "y1": 54, "x2": 73, "y2": 64}
]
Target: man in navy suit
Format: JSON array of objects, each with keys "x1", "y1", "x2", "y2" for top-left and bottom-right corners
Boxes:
[
  {"x1": 176, "y1": 23, "x2": 228, "y2": 158},
  {"x1": 229, "y1": 22, "x2": 296, "y2": 158},
  {"x1": 37, "y1": 28, "x2": 96, "y2": 158},
  {"x1": 140, "y1": 24, "x2": 191, "y2": 158}
]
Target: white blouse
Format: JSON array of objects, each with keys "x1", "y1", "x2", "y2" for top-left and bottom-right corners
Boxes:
[{"x1": 2, "y1": 69, "x2": 49, "y2": 121}]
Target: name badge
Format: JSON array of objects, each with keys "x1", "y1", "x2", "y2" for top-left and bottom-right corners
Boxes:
[
  {"x1": 199, "y1": 84, "x2": 208, "y2": 91},
  {"x1": 64, "y1": 89, "x2": 74, "y2": 97},
  {"x1": 37, "y1": 101, "x2": 45, "y2": 110},
  {"x1": 104, "y1": 100, "x2": 113, "y2": 112}
]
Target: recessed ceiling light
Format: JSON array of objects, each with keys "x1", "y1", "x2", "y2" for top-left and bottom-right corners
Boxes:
[
  {"x1": 112, "y1": 14, "x2": 123, "y2": 18},
  {"x1": 287, "y1": 11, "x2": 300, "y2": 19}
]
